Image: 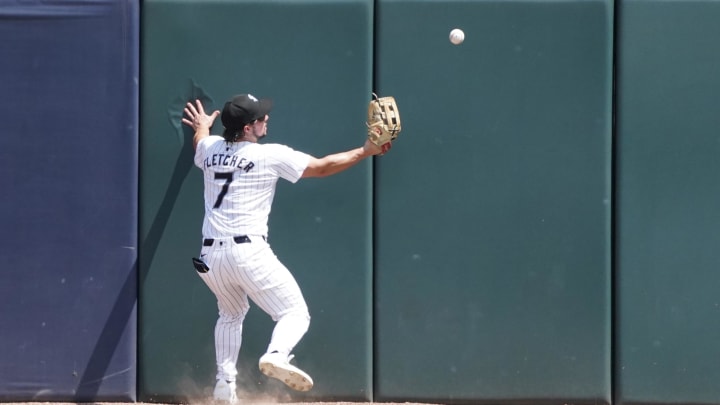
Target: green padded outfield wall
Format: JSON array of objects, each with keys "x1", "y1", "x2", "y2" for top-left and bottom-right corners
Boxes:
[
  {"x1": 140, "y1": 0, "x2": 373, "y2": 401},
  {"x1": 373, "y1": 1, "x2": 613, "y2": 403},
  {"x1": 615, "y1": 1, "x2": 720, "y2": 404}
]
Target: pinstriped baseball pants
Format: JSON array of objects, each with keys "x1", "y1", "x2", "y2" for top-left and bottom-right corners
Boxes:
[{"x1": 196, "y1": 235, "x2": 310, "y2": 383}]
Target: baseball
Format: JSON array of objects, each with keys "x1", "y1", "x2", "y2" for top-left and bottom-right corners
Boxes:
[{"x1": 449, "y1": 28, "x2": 465, "y2": 45}]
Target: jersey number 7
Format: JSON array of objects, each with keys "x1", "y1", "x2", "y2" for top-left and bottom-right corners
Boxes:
[{"x1": 213, "y1": 172, "x2": 233, "y2": 208}]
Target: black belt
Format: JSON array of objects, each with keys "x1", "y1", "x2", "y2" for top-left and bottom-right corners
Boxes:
[{"x1": 203, "y1": 235, "x2": 265, "y2": 246}]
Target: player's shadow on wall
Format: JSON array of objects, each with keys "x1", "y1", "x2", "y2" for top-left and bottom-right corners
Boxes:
[
  {"x1": 136, "y1": 83, "x2": 213, "y2": 297},
  {"x1": 75, "y1": 82, "x2": 213, "y2": 401}
]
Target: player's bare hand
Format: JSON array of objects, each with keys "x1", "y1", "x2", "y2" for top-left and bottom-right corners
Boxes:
[
  {"x1": 182, "y1": 99, "x2": 219, "y2": 130},
  {"x1": 363, "y1": 139, "x2": 391, "y2": 156}
]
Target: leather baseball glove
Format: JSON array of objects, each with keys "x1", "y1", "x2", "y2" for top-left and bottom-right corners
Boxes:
[{"x1": 366, "y1": 93, "x2": 401, "y2": 152}]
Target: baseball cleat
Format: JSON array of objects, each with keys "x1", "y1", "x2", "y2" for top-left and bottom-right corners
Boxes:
[
  {"x1": 213, "y1": 379, "x2": 238, "y2": 404},
  {"x1": 259, "y1": 352, "x2": 314, "y2": 391}
]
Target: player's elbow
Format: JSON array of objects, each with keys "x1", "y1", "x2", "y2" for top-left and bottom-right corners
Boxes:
[
  {"x1": 301, "y1": 167, "x2": 325, "y2": 178},
  {"x1": 301, "y1": 157, "x2": 331, "y2": 178}
]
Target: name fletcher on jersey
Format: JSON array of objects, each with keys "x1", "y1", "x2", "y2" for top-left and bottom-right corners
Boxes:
[{"x1": 203, "y1": 153, "x2": 256, "y2": 172}]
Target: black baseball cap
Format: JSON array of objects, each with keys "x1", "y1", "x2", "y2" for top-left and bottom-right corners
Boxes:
[{"x1": 221, "y1": 94, "x2": 273, "y2": 130}]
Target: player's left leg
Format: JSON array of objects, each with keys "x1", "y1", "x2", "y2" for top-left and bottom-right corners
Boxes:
[
  {"x1": 213, "y1": 307, "x2": 248, "y2": 383},
  {"x1": 196, "y1": 241, "x2": 250, "y2": 402}
]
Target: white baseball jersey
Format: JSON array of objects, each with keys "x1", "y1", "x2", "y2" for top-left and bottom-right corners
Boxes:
[{"x1": 194, "y1": 135, "x2": 311, "y2": 238}]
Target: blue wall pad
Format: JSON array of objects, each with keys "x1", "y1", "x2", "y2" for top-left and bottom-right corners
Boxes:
[{"x1": 0, "y1": 0, "x2": 139, "y2": 401}]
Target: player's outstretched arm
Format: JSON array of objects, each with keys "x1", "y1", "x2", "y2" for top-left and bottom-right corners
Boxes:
[
  {"x1": 301, "y1": 139, "x2": 389, "y2": 178},
  {"x1": 182, "y1": 99, "x2": 220, "y2": 150}
]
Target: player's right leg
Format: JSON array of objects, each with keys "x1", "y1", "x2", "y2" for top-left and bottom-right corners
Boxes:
[
  {"x1": 235, "y1": 241, "x2": 313, "y2": 391},
  {"x1": 249, "y1": 272, "x2": 313, "y2": 391}
]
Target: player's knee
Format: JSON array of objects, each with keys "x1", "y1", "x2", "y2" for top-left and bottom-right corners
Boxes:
[
  {"x1": 279, "y1": 310, "x2": 310, "y2": 331},
  {"x1": 218, "y1": 309, "x2": 248, "y2": 324},
  {"x1": 287, "y1": 309, "x2": 310, "y2": 322},
  {"x1": 283, "y1": 303, "x2": 310, "y2": 321}
]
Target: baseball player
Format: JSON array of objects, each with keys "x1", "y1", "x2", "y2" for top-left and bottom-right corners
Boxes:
[{"x1": 182, "y1": 94, "x2": 388, "y2": 403}]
